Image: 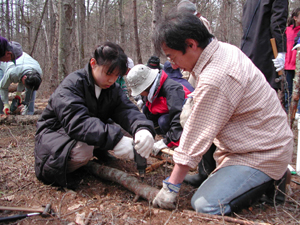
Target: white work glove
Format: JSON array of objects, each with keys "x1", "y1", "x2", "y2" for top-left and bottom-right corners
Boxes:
[
  {"x1": 113, "y1": 136, "x2": 134, "y2": 159},
  {"x1": 134, "y1": 129, "x2": 154, "y2": 158},
  {"x1": 153, "y1": 177, "x2": 181, "y2": 209},
  {"x1": 272, "y1": 52, "x2": 285, "y2": 72},
  {"x1": 136, "y1": 99, "x2": 144, "y2": 109},
  {"x1": 152, "y1": 139, "x2": 168, "y2": 156}
]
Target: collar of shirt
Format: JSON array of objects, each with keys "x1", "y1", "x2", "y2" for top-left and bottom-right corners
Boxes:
[{"x1": 192, "y1": 38, "x2": 219, "y2": 82}]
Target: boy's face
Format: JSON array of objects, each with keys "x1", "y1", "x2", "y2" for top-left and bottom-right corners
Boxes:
[
  {"x1": 140, "y1": 90, "x2": 148, "y2": 96},
  {"x1": 90, "y1": 58, "x2": 119, "y2": 89}
]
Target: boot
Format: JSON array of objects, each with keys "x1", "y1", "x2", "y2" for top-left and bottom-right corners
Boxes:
[
  {"x1": 263, "y1": 169, "x2": 289, "y2": 204},
  {"x1": 229, "y1": 179, "x2": 273, "y2": 215},
  {"x1": 184, "y1": 143, "x2": 217, "y2": 187}
]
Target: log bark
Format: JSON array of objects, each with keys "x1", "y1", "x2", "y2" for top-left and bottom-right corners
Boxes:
[{"x1": 84, "y1": 161, "x2": 159, "y2": 201}]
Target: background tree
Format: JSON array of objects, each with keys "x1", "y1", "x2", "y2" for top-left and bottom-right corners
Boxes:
[{"x1": 0, "y1": 0, "x2": 300, "y2": 97}]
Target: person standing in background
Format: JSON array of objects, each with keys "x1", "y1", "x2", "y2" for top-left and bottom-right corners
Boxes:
[
  {"x1": 0, "y1": 36, "x2": 23, "y2": 63},
  {"x1": 284, "y1": 8, "x2": 300, "y2": 117},
  {"x1": 176, "y1": 0, "x2": 212, "y2": 88},
  {"x1": 241, "y1": 0, "x2": 288, "y2": 90}
]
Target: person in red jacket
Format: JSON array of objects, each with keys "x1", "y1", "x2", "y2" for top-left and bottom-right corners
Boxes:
[
  {"x1": 127, "y1": 64, "x2": 191, "y2": 155},
  {"x1": 285, "y1": 8, "x2": 300, "y2": 115}
]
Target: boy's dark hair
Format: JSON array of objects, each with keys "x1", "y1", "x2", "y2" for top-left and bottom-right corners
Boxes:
[
  {"x1": 147, "y1": 56, "x2": 160, "y2": 69},
  {"x1": 24, "y1": 71, "x2": 42, "y2": 91},
  {"x1": 153, "y1": 11, "x2": 214, "y2": 55},
  {"x1": 0, "y1": 36, "x2": 9, "y2": 58},
  {"x1": 93, "y1": 41, "x2": 128, "y2": 76}
]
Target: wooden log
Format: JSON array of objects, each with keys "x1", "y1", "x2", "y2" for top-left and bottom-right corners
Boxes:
[{"x1": 84, "y1": 161, "x2": 159, "y2": 201}]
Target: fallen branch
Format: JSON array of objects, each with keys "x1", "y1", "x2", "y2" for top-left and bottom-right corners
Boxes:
[
  {"x1": 182, "y1": 210, "x2": 271, "y2": 225},
  {"x1": 84, "y1": 160, "x2": 159, "y2": 201},
  {"x1": 146, "y1": 159, "x2": 173, "y2": 173}
]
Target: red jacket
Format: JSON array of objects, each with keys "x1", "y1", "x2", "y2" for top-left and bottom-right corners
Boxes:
[
  {"x1": 285, "y1": 25, "x2": 300, "y2": 70},
  {"x1": 145, "y1": 70, "x2": 191, "y2": 147}
]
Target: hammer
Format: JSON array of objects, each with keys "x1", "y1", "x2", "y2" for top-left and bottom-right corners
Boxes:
[{"x1": 0, "y1": 204, "x2": 52, "y2": 222}]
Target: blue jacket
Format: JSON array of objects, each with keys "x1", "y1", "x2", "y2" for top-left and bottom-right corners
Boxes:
[{"x1": 163, "y1": 61, "x2": 194, "y2": 92}]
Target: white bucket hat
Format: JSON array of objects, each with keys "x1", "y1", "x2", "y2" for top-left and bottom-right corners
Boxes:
[
  {"x1": 127, "y1": 64, "x2": 159, "y2": 96},
  {"x1": 127, "y1": 57, "x2": 134, "y2": 69}
]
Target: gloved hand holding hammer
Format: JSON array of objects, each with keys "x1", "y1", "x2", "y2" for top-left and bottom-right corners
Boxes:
[
  {"x1": 134, "y1": 129, "x2": 154, "y2": 158},
  {"x1": 10, "y1": 91, "x2": 22, "y2": 113}
]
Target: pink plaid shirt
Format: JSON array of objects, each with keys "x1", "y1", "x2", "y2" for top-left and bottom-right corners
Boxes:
[{"x1": 174, "y1": 39, "x2": 294, "y2": 180}]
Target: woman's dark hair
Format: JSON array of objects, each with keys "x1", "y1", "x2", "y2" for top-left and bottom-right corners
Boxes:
[
  {"x1": 92, "y1": 42, "x2": 128, "y2": 76},
  {"x1": 287, "y1": 8, "x2": 300, "y2": 28},
  {"x1": 152, "y1": 10, "x2": 214, "y2": 55}
]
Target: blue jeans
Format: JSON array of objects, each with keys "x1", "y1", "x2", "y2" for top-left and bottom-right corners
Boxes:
[
  {"x1": 142, "y1": 105, "x2": 170, "y2": 135},
  {"x1": 285, "y1": 70, "x2": 300, "y2": 113},
  {"x1": 191, "y1": 165, "x2": 272, "y2": 215},
  {"x1": 24, "y1": 89, "x2": 36, "y2": 115}
]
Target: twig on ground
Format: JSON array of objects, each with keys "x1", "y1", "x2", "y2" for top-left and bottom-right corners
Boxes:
[
  {"x1": 282, "y1": 209, "x2": 300, "y2": 224},
  {"x1": 84, "y1": 211, "x2": 93, "y2": 225},
  {"x1": 292, "y1": 179, "x2": 300, "y2": 185},
  {"x1": 275, "y1": 185, "x2": 300, "y2": 207},
  {"x1": 182, "y1": 210, "x2": 271, "y2": 225},
  {"x1": 164, "y1": 209, "x2": 177, "y2": 225}
]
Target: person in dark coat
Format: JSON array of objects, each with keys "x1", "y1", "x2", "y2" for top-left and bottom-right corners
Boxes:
[
  {"x1": 34, "y1": 42, "x2": 156, "y2": 187},
  {"x1": 163, "y1": 61, "x2": 194, "y2": 92},
  {"x1": 127, "y1": 64, "x2": 191, "y2": 155},
  {"x1": 241, "y1": 0, "x2": 288, "y2": 90}
]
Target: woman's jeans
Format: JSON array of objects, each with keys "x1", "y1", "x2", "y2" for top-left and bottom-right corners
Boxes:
[{"x1": 191, "y1": 165, "x2": 272, "y2": 215}]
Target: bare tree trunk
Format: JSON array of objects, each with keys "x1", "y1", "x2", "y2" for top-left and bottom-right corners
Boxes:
[
  {"x1": 118, "y1": 0, "x2": 125, "y2": 49},
  {"x1": 133, "y1": 0, "x2": 142, "y2": 64},
  {"x1": 58, "y1": 0, "x2": 75, "y2": 82},
  {"x1": 151, "y1": 0, "x2": 162, "y2": 56},
  {"x1": 49, "y1": 0, "x2": 59, "y2": 91},
  {"x1": 76, "y1": 0, "x2": 85, "y2": 68},
  {"x1": 30, "y1": 0, "x2": 49, "y2": 56},
  {"x1": 5, "y1": 0, "x2": 10, "y2": 39}
]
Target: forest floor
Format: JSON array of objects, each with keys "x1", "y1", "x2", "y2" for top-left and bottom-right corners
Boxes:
[{"x1": 0, "y1": 98, "x2": 300, "y2": 225}]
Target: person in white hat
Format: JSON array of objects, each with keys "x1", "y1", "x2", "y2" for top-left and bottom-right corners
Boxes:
[{"x1": 127, "y1": 64, "x2": 192, "y2": 155}]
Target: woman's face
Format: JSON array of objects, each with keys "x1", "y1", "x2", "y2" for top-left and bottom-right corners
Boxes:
[
  {"x1": 90, "y1": 58, "x2": 119, "y2": 89},
  {"x1": 294, "y1": 13, "x2": 300, "y2": 26}
]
